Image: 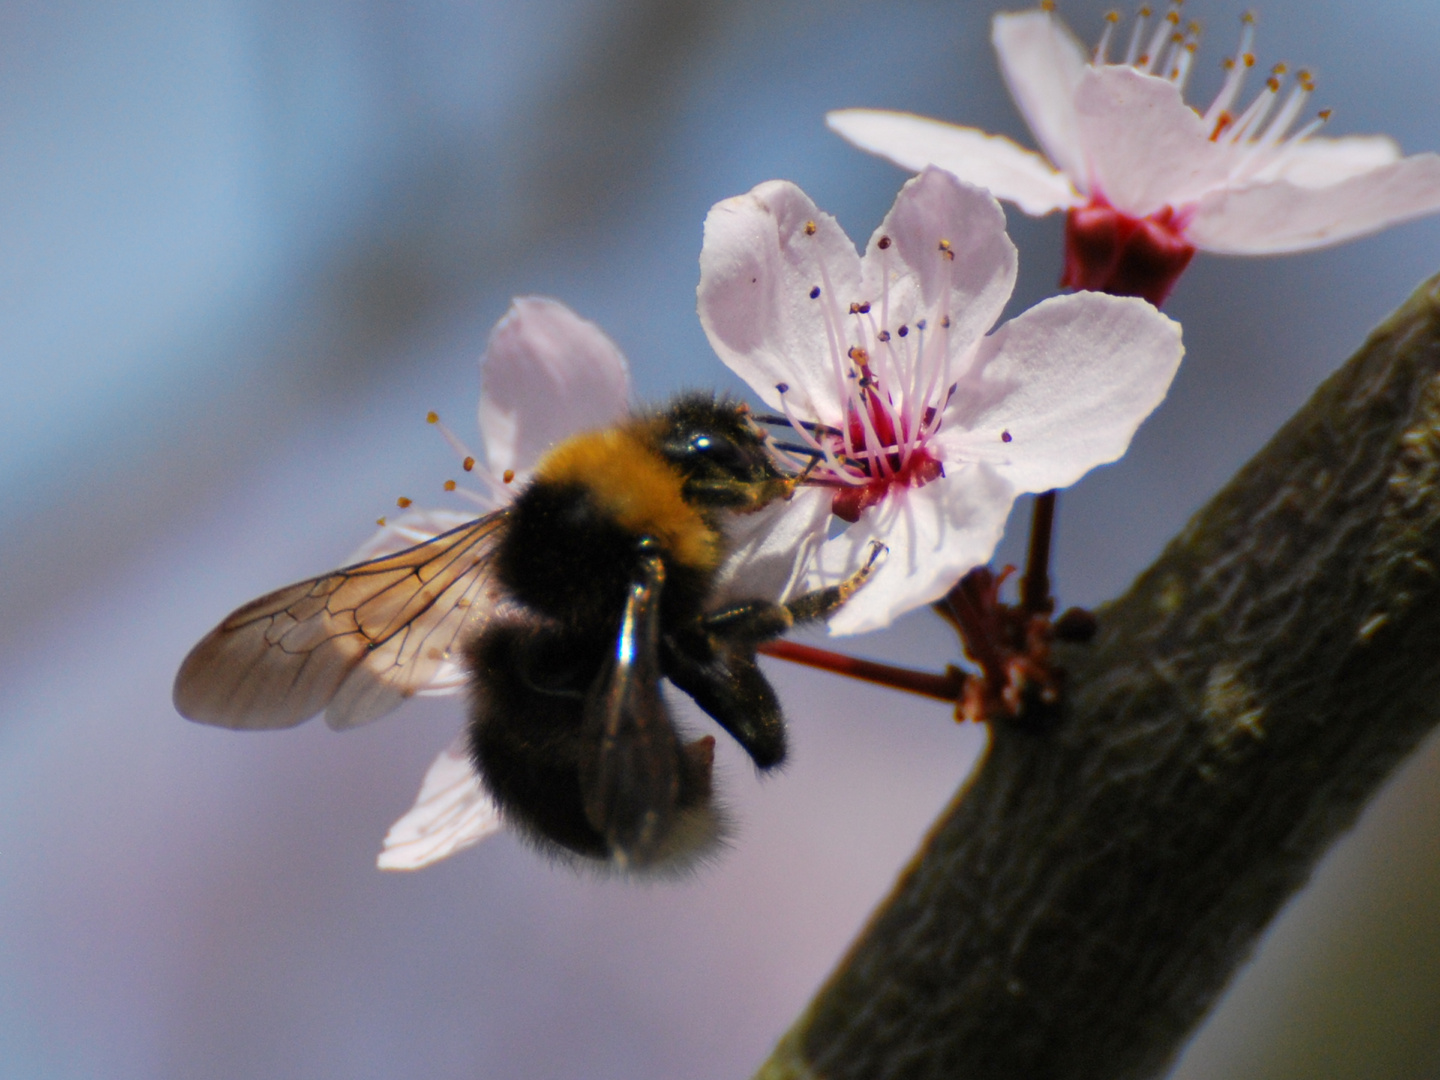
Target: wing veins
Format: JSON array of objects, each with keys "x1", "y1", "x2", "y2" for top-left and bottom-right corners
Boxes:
[{"x1": 175, "y1": 511, "x2": 510, "y2": 730}]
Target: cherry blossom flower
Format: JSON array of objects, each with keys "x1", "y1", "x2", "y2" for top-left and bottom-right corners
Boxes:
[
  {"x1": 827, "y1": 4, "x2": 1440, "y2": 305},
  {"x1": 369, "y1": 296, "x2": 631, "y2": 870},
  {"x1": 698, "y1": 167, "x2": 1184, "y2": 635}
]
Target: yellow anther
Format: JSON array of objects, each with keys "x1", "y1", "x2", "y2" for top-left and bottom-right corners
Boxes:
[
  {"x1": 426, "y1": 411, "x2": 439, "y2": 424},
  {"x1": 1242, "y1": 52, "x2": 1255, "y2": 66},
  {"x1": 376, "y1": 516, "x2": 387, "y2": 527},
  {"x1": 1318, "y1": 108, "x2": 1333, "y2": 120},
  {"x1": 803, "y1": 220, "x2": 817, "y2": 236},
  {"x1": 443, "y1": 480, "x2": 456, "y2": 491},
  {"x1": 502, "y1": 469, "x2": 516, "y2": 484},
  {"x1": 1105, "y1": 10, "x2": 1119, "y2": 21},
  {"x1": 1266, "y1": 76, "x2": 1280, "y2": 92},
  {"x1": 1241, "y1": 10, "x2": 1256, "y2": 23},
  {"x1": 1165, "y1": 10, "x2": 1179, "y2": 23},
  {"x1": 397, "y1": 497, "x2": 412, "y2": 509},
  {"x1": 462, "y1": 456, "x2": 475, "y2": 471},
  {"x1": 1040, "y1": 0, "x2": 1055, "y2": 10},
  {"x1": 1271, "y1": 62, "x2": 1287, "y2": 75}
]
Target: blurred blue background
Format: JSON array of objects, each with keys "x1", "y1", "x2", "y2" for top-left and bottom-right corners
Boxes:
[{"x1": 2, "y1": 1, "x2": 1439, "y2": 1077}]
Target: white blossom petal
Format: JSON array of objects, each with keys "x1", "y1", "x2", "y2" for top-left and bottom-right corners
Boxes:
[
  {"x1": 1074, "y1": 66, "x2": 1231, "y2": 216},
  {"x1": 698, "y1": 182, "x2": 860, "y2": 418},
  {"x1": 378, "y1": 735, "x2": 503, "y2": 871},
  {"x1": 992, "y1": 9, "x2": 1088, "y2": 182},
  {"x1": 945, "y1": 292, "x2": 1183, "y2": 492},
  {"x1": 1266, "y1": 135, "x2": 1401, "y2": 188},
  {"x1": 807, "y1": 465, "x2": 1016, "y2": 637},
  {"x1": 826, "y1": 109, "x2": 1079, "y2": 216},
  {"x1": 711, "y1": 486, "x2": 832, "y2": 608},
  {"x1": 477, "y1": 296, "x2": 631, "y2": 476},
  {"x1": 860, "y1": 168, "x2": 1018, "y2": 361},
  {"x1": 1186, "y1": 153, "x2": 1440, "y2": 254}
]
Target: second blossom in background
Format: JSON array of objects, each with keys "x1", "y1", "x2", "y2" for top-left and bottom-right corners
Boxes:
[
  {"x1": 698, "y1": 167, "x2": 1184, "y2": 636},
  {"x1": 828, "y1": 4, "x2": 1440, "y2": 305}
]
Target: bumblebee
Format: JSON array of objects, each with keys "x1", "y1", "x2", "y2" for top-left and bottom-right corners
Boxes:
[{"x1": 174, "y1": 395, "x2": 877, "y2": 870}]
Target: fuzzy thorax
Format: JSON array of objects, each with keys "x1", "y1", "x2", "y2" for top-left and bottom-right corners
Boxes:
[{"x1": 533, "y1": 427, "x2": 721, "y2": 572}]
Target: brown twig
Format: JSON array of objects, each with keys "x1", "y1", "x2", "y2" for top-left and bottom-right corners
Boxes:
[{"x1": 758, "y1": 640, "x2": 964, "y2": 703}]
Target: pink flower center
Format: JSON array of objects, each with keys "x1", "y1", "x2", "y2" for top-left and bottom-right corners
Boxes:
[
  {"x1": 1061, "y1": 195, "x2": 1196, "y2": 307},
  {"x1": 828, "y1": 382, "x2": 946, "y2": 523},
  {"x1": 775, "y1": 232, "x2": 960, "y2": 523}
]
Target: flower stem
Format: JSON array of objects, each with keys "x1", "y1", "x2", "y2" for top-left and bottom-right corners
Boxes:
[
  {"x1": 758, "y1": 640, "x2": 965, "y2": 702},
  {"x1": 1020, "y1": 489, "x2": 1058, "y2": 615}
]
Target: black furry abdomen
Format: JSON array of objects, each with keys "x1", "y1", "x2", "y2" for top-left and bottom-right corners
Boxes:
[{"x1": 465, "y1": 622, "x2": 611, "y2": 859}]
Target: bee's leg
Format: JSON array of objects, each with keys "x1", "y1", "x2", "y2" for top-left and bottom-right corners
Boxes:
[
  {"x1": 663, "y1": 543, "x2": 884, "y2": 769},
  {"x1": 703, "y1": 540, "x2": 886, "y2": 641},
  {"x1": 780, "y1": 540, "x2": 886, "y2": 624},
  {"x1": 662, "y1": 637, "x2": 787, "y2": 769}
]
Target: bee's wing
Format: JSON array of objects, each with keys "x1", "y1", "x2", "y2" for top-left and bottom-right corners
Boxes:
[
  {"x1": 377, "y1": 734, "x2": 503, "y2": 871},
  {"x1": 579, "y1": 552, "x2": 679, "y2": 864},
  {"x1": 174, "y1": 512, "x2": 511, "y2": 731}
]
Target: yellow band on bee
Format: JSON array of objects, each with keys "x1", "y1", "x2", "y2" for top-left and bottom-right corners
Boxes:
[{"x1": 534, "y1": 428, "x2": 720, "y2": 572}]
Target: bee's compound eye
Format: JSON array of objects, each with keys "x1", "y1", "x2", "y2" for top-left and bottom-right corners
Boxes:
[{"x1": 688, "y1": 431, "x2": 745, "y2": 469}]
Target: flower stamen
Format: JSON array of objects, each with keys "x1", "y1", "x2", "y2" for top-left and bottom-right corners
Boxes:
[
  {"x1": 1122, "y1": 4, "x2": 1152, "y2": 66},
  {"x1": 1094, "y1": 10, "x2": 1120, "y2": 64},
  {"x1": 1139, "y1": 3, "x2": 1181, "y2": 74}
]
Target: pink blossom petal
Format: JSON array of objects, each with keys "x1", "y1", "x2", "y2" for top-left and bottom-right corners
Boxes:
[
  {"x1": 1186, "y1": 153, "x2": 1440, "y2": 254},
  {"x1": 711, "y1": 487, "x2": 832, "y2": 608},
  {"x1": 1268, "y1": 135, "x2": 1401, "y2": 188},
  {"x1": 1074, "y1": 67, "x2": 1232, "y2": 216},
  {"x1": 378, "y1": 734, "x2": 504, "y2": 871},
  {"x1": 992, "y1": 10, "x2": 1088, "y2": 182},
  {"x1": 861, "y1": 168, "x2": 1018, "y2": 361},
  {"x1": 826, "y1": 109, "x2": 1079, "y2": 216},
  {"x1": 805, "y1": 464, "x2": 1016, "y2": 637},
  {"x1": 698, "y1": 182, "x2": 860, "y2": 418},
  {"x1": 477, "y1": 296, "x2": 631, "y2": 476},
  {"x1": 945, "y1": 292, "x2": 1182, "y2": 493}
]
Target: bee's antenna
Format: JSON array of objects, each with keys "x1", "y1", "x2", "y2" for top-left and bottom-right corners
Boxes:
[
  {"x1": 753, "y1": 413, "x2": 843, "y2": 437},
  {"x1": 771, "y1": 442, "x2": 827, "y2": 459}
]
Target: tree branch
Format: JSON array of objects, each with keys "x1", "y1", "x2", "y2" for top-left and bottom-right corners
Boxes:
[{"x1": 753, "y1": 271, "x2": 1440, "y2": 1080}]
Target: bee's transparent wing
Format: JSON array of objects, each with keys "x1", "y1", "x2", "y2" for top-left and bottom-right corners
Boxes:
[
  {"x1": 174, "y1": 512, "x2": 510, "y2": 731},
  {"x1": 377, "y1": 734, "x2": 504, "y2": 871}
]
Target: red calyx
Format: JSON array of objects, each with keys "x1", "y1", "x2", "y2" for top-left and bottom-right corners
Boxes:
[
  {"x1": 1061, "y1": 197, "x2": 1196, "y2": 307},
  {"x1": 830, "y1": 448, "x2": 944, "y2": 523}
]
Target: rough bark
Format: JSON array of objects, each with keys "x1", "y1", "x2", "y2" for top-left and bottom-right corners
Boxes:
[{"x1": 753, "y1": 271, "x2": 1440, "y2": 1080}]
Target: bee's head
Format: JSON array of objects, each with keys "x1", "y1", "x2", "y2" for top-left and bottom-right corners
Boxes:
[{"x1": 645, "y1": 394, "x2": 793, "y2": 512}]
